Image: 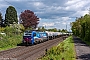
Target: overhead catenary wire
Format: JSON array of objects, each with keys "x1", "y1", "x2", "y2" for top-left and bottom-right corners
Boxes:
[{"x1": 4, "y1": 0, "x2": 23, "y2": 12}]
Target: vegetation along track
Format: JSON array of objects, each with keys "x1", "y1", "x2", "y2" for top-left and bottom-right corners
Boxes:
[{"x1": 0, "y1": 36, "x2": 67, "y2": 60}]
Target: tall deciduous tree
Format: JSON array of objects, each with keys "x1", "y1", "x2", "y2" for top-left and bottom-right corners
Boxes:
[
  {"x1": 19, "y1": 10, "x2": 39, "y2": 29},
  {"x1": 5, "y1": 6, "x2": 18, "y2": 26}
]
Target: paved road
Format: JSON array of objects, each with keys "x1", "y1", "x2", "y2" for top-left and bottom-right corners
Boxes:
[{"x1": 73, "y1": 36, "x2": 90, "y2": 60}]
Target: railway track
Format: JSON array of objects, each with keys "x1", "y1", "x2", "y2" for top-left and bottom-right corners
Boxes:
[{"x1": 0, "y1": 36, "x2": 66, "y2": 60}]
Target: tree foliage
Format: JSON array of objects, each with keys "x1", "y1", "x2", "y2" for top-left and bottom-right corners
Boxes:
[
  {"x1": 19, "y1": 10, "x2": 39, "y2": 29},
  {"x1": 46, "y1": 28, "x2": 58, "y2": 32},
  {"x1": 0, "y1": 12, "x2": 2, "y2": 27},
  {"x1": 4, "y1": 24, "x2": 25, "y2": 36},
  {"x1": 5, "y1": 6, "x2": 18, "y2": 26},
  {"x1": 0, "y1": 12, "x2": 2, "y2": 21},
  {"x1": 38, "y1": 26, "x2": 46, "y2": 31},
  {"x1": 0, "y1": 12, "x2": 5, "y2": 27},
  {"x1": 71, "y1": 14, "x2": 90, "y2": 42}
]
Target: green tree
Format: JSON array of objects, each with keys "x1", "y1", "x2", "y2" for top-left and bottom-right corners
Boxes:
[
  {"x1": 53, "y1": 28, "x2": 57, "y2": 32},
  {"x1": 0, "y1": 12, "x2": 5, "y2": 27},
  {"x1": 5, "y1": 6, "x2": 18, "y2": 26},
  {"x1": 38, "y1": 27, "x2": 41, "y2": 31},
  {"x1": 41, "y1": 27, "x2": 46, "y2": 31},
  {"x1": 0, "y1": 12, "x2": 2, "y2": 21},
  {"x1": 0, "y1": 12, "x2": 2, "y2": 27},
  {"x1": 18, "y1": 24, "x2": 25, "y2": 32},
  {"x1": 58, "y1": 29, "x2": 61, "y2": 32},
  {"x1": 71, "y1": 13, "x2": 90, "y2": 42},
  {"x1": 61, "y1": 29, "x2": 67, "y2": 33}
]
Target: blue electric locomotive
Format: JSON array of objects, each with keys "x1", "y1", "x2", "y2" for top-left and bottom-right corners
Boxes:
[{"x1": 22, "y1": 30, "x2": 48, "y2": 45}]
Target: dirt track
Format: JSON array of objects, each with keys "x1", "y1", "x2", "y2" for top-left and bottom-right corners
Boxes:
[
  {"x1": 73, "y1": 36, "x2": 90, "y2": 60},
  {"x1": 0, "y1": 37, "x2": 65, "y2": 60}
]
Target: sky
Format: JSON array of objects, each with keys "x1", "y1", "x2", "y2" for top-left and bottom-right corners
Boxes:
[{"x1": 0, "y1": 0, "x2": 90, "y2": 31}]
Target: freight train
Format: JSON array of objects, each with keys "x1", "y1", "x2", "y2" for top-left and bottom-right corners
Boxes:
[{"x1": 22, "y1": 30, "x2": 69, "y2": 45}]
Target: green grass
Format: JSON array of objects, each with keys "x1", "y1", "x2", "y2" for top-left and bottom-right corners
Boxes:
[
  {"x1": 0, "y1": 34, "x2": 23, "y2": 51},
  {"x1": 82, "y1": 40, "x2": 90, "y2": 46},
  {"x1": 40, "y1": 36, "x2": 76, "y2": 60}
]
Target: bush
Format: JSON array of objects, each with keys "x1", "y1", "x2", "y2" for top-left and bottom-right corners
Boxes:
[{"x1": 0, "y1": 34, "x2": 23, "y2": 51}]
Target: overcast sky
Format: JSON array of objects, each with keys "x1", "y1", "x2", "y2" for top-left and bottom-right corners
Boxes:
[{"x1": 0, "y1": 0, "x2": 90, "y2": 31}]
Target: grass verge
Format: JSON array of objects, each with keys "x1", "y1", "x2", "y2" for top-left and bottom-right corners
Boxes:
[
  {"x1": 40, "y1": 36, "x2": 76, "y2": 60},
  {"x1": 0, "y1": 34, "x2": 23, "y2": 51}
]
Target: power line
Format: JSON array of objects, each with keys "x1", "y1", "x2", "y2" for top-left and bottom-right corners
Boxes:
[{"x1": 4, "y1": 0, "x2": 23, "y2": 11}]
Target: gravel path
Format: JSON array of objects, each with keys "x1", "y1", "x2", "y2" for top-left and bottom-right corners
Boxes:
[{"x1": 73, "y1": 36, "x2": 90, "y2": 60}]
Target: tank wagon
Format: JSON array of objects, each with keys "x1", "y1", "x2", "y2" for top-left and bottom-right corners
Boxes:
[{"x1": 45, "y1": 31, "x2": 61, "y2": 40}]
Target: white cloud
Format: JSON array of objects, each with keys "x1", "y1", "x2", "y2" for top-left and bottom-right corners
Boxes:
[
  {"x1": 0, "y1": 0, "x2": 90, "y2": 30},
  {"x1": 61, "y1": 17, "x2": 71, "y2": 21},
  {"x1": 64, "y1": 0, "x2": 90, "y2": 18},
  {"x1": 11, "y1": 0, "x2": 21, "y2": 1},
  {"x1": 62, "y1": 22, "x2": 66, "y2": 25},
  {"x1": 62, "y1": 21, "x2": 70, "y2": 25},
  {"x1": 33, "y1": 2, "x2": 43, "y2": 6},
  {"x1": 42, "y1": 23, "x2": 54, "y2": 27},
  {"x1": 35, "y1": 11, "x2": 44, "y2": 15},
  {"x1": 55, "y1": 22, "x2": 61, "y2": 24},
  {"x1": 72, "y1": 10, "x2": 89, "y2": 17},
  {"x1": 46, "y1": 6, "x2": 62, "y2": 12},
  {"x1": 65, "y1": 0, "x2": 80, "y2": 5},
  {"x1": 65, "y1": 0, "x2": 90, "y2": 12},
  {"x1": 1, "y1": 0, "x2": 26, "y2": 2}
]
